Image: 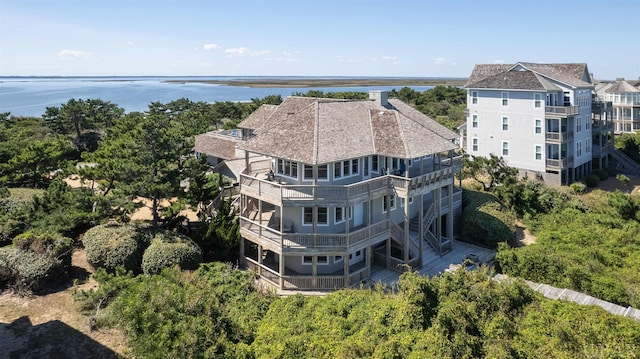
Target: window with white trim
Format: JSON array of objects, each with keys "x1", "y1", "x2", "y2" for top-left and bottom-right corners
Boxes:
[
  {"x1": 372, "y1": 155, "x2": 379, "y2": 172},
  {"x1": 400, "y1": 197, "x2": 414, "y2": 207},
  {"x1": 383, "y1": 195, "x2": 396, "y2": 213},
  {"x1": 535, "y1": 145, "x2": 542, "y2": 160},
  {"x1": 303, "y1": 207, "x2": 328, "y2": 225},
  {"x1": 335, "y1": 207, "x2": 346, "y2": 223},
  {"x1": 472, "y1": 137, "x2": 478, "y2": 152},
  {"x1": 534, "y1": 93, "x2": 542, "y2": 108},
  {"x1": 502, "y1": 116, "x2": 509, "y2": 131},
  {"x1": 502, "y1": 92, "x2": 509, "y2": 106},
  {"x1": 471, "y1": 91, "x2": 478, "y2": 105},
  {"x1": 502, "y1": 141, "x2": 509, "y2": 156},
  {"x1": 576, "y1": 141, "x2": 582, "y2": 157},
  {"x1": 472, "y1": 114, "x2": 478, "y2": 128},
  {"x1": 334, "y1": 162, "x2": 342, "y2": 178},
  {"x1": 535, "y1": 119, "x2": 542, "y2": 134},
  {"x1": 576, "y1": 117, "x2": 582, "y2": 133},
  {"x1": 585, "y1": 114, "x2": 591, "y2": 130},
  {"x1": 334, "y1": 159, "x2": 358, "y2": 179},
  {"x1": 277, "y1": 159, "x2": 298, "y2": 178}
]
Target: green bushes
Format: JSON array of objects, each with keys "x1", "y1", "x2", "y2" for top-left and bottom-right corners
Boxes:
[
  {"x1": 461, "y1": 189, "x2": 516, "y2": 248},
  {"x1": 584, "y1": 174, "x2": 600, "y2": 187},
  {"x1": 141, "y1": 232, "x2": 202, "y2": 275},
  {"x1": 592, "y1": 168, "x2": 609, "y2": 181},
  {"x1": 570, "y1": 182, "x2": 587, "y2": 194},
  {"x1": 83, "y1": 222, "x2": 201, "y2": 275},
  {"x1": 0, "y1": 231, "x2": 72, "y2": 292},
  {"x1": 83, "y1": 223, "x2": 151, "y2": 273}
]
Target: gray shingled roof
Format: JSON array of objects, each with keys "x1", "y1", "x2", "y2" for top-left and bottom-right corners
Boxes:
[
  {"x1": 194, "y1": 132, "x2": 240, "y2": 160},
  {"x1": 237, "y1": 104, "x2": 278, "y2": 131},
  {"x1": 517, "y1": 62, "x2": 592, "y2": 87},
  {"x1": 606, "y1": 80, "x2": 640, "y2": 93},
  {"x1": 238, "y1": 96, "x2": 457, "y2": 164},
  {"x1": 465, "y1": 62, "x2": 593, "y2": 89}
]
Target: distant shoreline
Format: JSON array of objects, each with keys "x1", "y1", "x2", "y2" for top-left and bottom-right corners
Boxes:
[{"x1": 163, "y1": 78, "x2": 467, "y2": 88}]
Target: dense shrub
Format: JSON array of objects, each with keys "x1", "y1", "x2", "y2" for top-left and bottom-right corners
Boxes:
[
  {"x1": 83, "y1": 223, "x2": 151, "y2": 273},
  {"x1": 461, "y1": 189, "x2": 516, "y2": 248},
  {"x1": 141, "y1": 231, "x2": 202, "y2": 275},
  {"x1": 13, "y1": 231, "x2": 73, "y2": 268},
  {"x1": 592, "y1": 168, "x2": 609, "y2": 181},
  {"x1": 570, "y1": 182, "x2": 587, "y2": 194},
  {"x1": 0, "y1": 247, "x2": 65, "y2": 292},
  {"x1": 584, "y1": 174, "x2": 600, "y2": 187}
]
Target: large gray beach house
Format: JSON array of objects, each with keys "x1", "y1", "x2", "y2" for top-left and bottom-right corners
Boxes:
[{"x1": 197, "y1": 91, "x2": 462, "y2": 291}]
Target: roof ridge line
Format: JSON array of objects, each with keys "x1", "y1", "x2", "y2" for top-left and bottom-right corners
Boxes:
[{"x1": 314, "y1": 101, "x2": 320, "y2": 164}]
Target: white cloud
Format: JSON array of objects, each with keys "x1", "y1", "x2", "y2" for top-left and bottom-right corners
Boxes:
[
  {"x1": 57, "y1": 50, "x2": 91, "y2": 59},
  {"x1": 127, "y1": 41, "x2": 135, "y2": 46},
  {"x1": 492, "y1": 59, "x2": 505, "y2": 64},
  {"x1": 203, "y1": 43, "x2": 220, "y2": 50},
  {"x1": 381, "y1": 56, "x2": 398, "y2": 61},
  {"x1": 225, "y1": 47, "x2": 270, "y2": 57},
  {"x1": 434, "y1": 57, "x2": 448, "y2": 65}
]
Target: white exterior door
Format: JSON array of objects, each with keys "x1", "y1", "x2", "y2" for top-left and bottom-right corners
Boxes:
[
  {"x1": 353, "y1": 203, "x2": 364, "y2": 227},
  {"x1": 363, "y1": 156, "x2": 370, "y2": 180}
]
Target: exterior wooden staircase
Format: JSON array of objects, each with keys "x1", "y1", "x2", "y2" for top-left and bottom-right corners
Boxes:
[{"x1": 410, "y1": 202, "x2": 452, "y2": 256}]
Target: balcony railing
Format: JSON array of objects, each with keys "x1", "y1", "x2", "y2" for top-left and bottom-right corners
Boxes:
[
  {"x1": 545, "y1": 131, "x2": 574, "y2": 143},
  {"x1": 241, "y1": 166, "x2": 455, "y2": 204},
  {"x1": 545, "y1": 106, "x2": 579, "y2": 117},
  {"x1": 240, "y1": 217, "x2": 390, "y2": 252},
  {"x1": 545, "y1": 156, "x2": 574, "y2": 169}
]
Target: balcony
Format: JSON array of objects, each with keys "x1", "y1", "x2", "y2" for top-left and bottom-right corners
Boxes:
[
  {"x1": 545, "y1": 156, "x2": 574, "y2": 170},
  {"x1": 240, "y1": 217, "x2": 390, "y2": 254},
  {"x1": 592, "y1": 121, "x2": 614, "y2": 133},
  {"x1": 545, "y1": 105, "x2": 579, "y2": 118},
  {"x1": 545, "y1": 130, "x2": 574, "y2": 143},
  {"x1": 240, "y1": 166, "x2": 456, "y2": 206}
]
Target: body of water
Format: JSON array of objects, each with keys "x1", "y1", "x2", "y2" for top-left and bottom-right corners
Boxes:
[{"x1": 0, "y1": 76, "x2": 435, "y2": 117}]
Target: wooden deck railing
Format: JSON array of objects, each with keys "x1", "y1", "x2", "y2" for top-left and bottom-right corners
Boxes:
[
  {"x1": 240, "y1": 217, "x2": 390, "y2": 251},
  {"x1": 546, "y1": 105, "x2": 579, "y2": 116}
]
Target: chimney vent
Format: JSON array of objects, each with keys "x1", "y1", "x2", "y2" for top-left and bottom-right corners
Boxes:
[{"x1": 369, "y1": 90, "x2": 389, "y2": 108}]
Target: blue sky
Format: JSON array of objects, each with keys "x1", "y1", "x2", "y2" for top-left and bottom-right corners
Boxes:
[{"x1": 1, "y1": 0, "x2": 639, "y2": 80}]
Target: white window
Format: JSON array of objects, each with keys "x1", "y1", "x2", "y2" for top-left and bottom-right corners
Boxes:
[
  {"x1": 303, "y1": 207, "x2": 328, "y2": 225},
  {"x1": 372, "y1": 156, "x2": 379, "y2": 172},
  {"x1": 334, "y1": 159, "x2": 358, "y2": 179},
  {"x1": 335, "y1": 207, "x2": 346, "y2": 223},
  {"x1": 400, "y1": 197, "x2": 414, "y2": 207},
  {"x1": 535, "y1": 119, "x2": 542, "y2": 134},
  {"x1": 472, "y1": 137, "x2": 478, "y2": 152},
  {"x1": 502, "y1": 141, "x2": 509, "y2": 156},
  {"x1": 383, "y1": 195, "x2": 396, "y2": 213},
  {"x1": 585, "y1": 114, "x2": 591, "y2": 130},
  {"x1": 471, "y1": 91, "x2": 478, "y2": 105},
  {"x1": 472, "y1": 114, "x2": 478, "y2": 128},
  {"x1": 277, "y1": 159, "x2": 298, "y2": 178},
  {"x1": 534, "y1": 93, "x2": 542, "y2": 108},
  {"x1": 576, "y1": 141, "x2": 582, "y2": 157},
  {"x1": 576, "y1": 117, "x2": 582, "y2": 133},
  {"x1": 502, "y1": 92, "x2": 508, "y2": 106},
  {"x1": 302, "y1": 164, "x2": 328, "y2": 180},
  {"x1": 502, "y1": 116, "x2": 509, "y2": 131},
  {"x1": 302, "y1": 256, "x2": 328, "y2": 265},
  {"x1": 317, "y1": 207, "x2": 328, "y2": 225},
  {"x1": 535, "y1": 145, "x2": 542, "y2": 160}
]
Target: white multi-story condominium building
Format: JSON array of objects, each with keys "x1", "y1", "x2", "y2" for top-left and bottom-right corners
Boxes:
[
  {"x1": 234, "y1": 91, "x2": 462, "y2": 291},
  {"x1": 595, "y1": 78, "x2": 640, "y2": 133},
  {"x1": 464, "y1": 62, "x2": 613, "y2": 185}
]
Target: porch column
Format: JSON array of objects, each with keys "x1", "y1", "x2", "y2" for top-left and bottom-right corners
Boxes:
[
  {"x1": 257, "y1": 245, "x2": 263, "y2": 277},
  {"x1": 344, "y1": 253, "x2": 350, "y2": 287},
  {"x1": 403, "y1": 191, "x2": 410, "y2": 264},
  {"x1": 279, "y1": 254, "x2": 285, "y2": 289},
  {"x1": 436, "y1": 187, "x2": 442, "y2": 255},
  {"x1": 448, "y1": 183, "x2": 454, "y2": 245},
  {"x1": 418, "y1": 194, "x2": 424, "y2": 267},
  {"x1": 312, "y1": 256, "x2": 318, "y2": 289},
  {"x1": 385, "y1": 194, "x2": 391, "y2": 269}
]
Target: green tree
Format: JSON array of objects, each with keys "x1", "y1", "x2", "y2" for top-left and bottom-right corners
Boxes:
[
  {"x1": 462, "y1": 153, "x2": 518, "y2": 192},
  {"x1": 2, "y1": 136, "x2": 73, "y2": 188}
]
